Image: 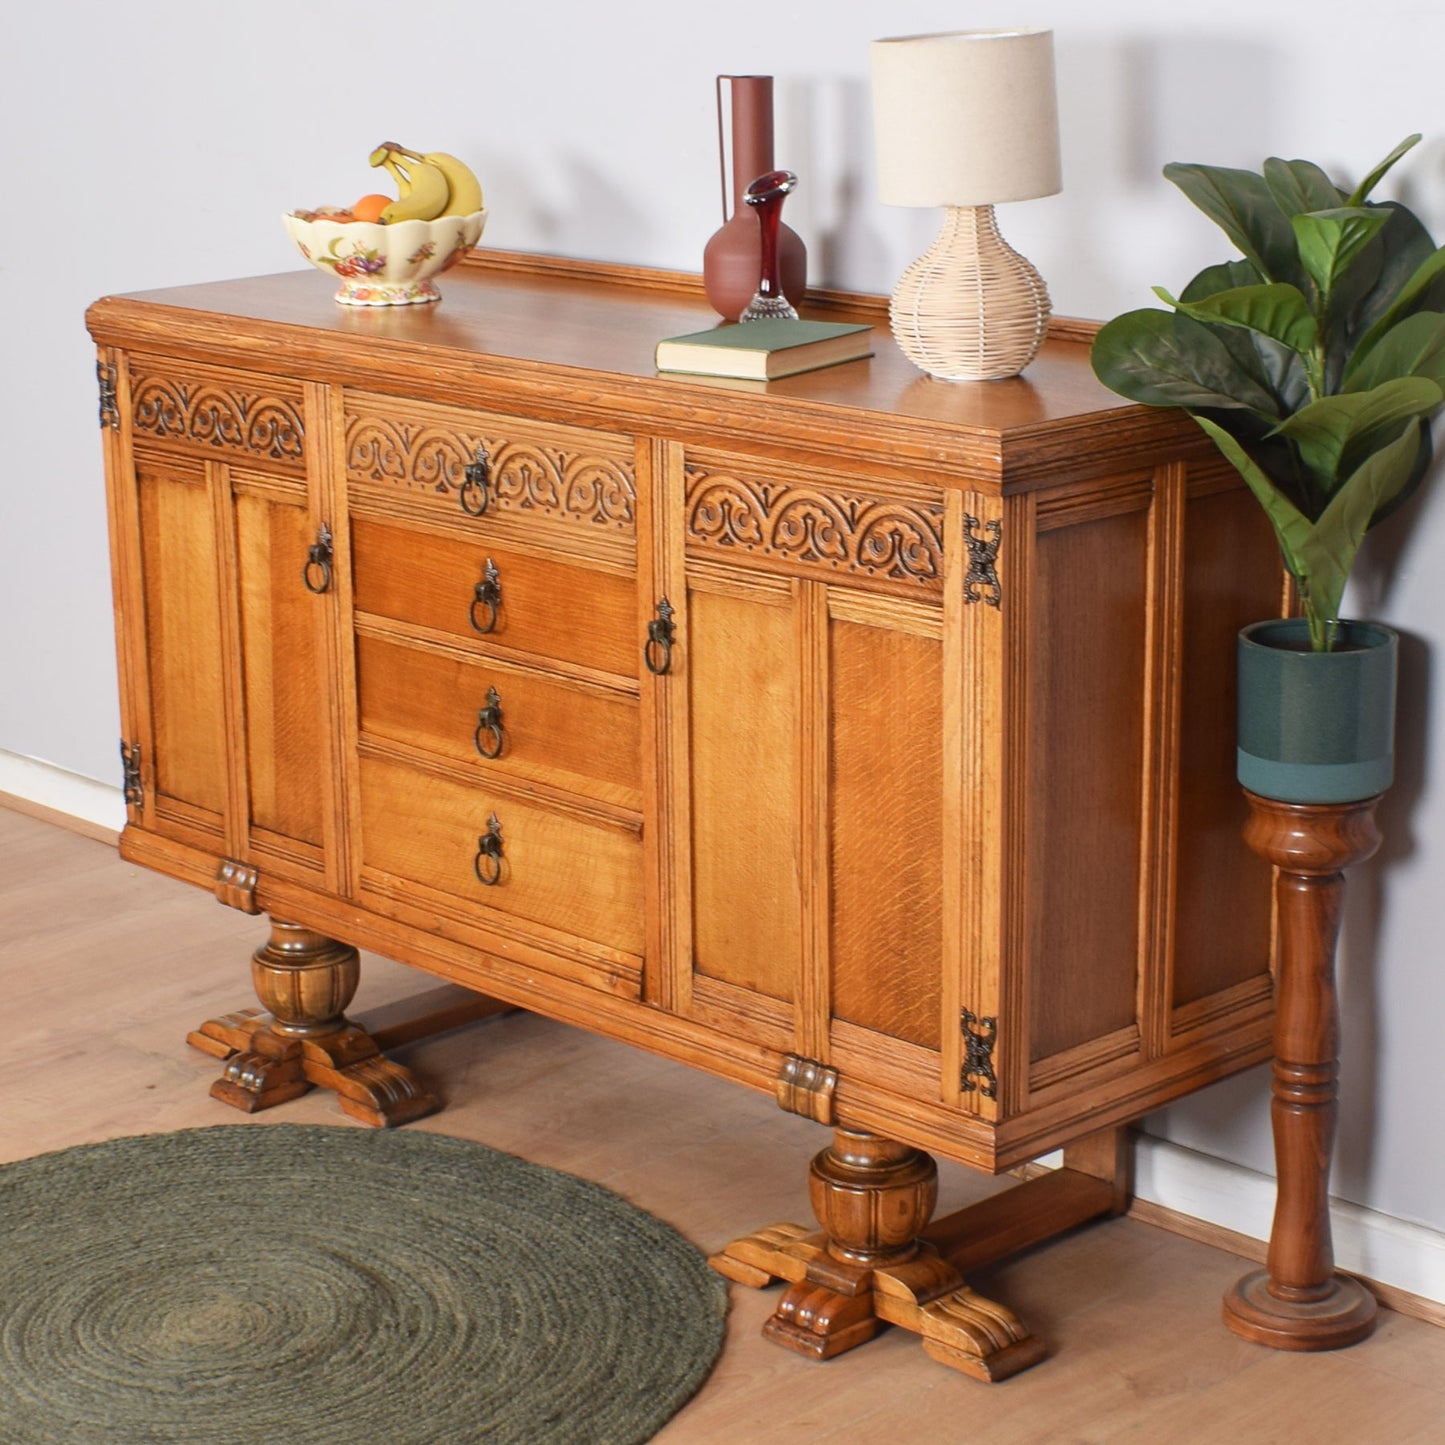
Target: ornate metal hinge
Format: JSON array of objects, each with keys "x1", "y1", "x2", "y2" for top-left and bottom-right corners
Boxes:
[
  {"x1": 960, "y1": 1009, "x2": 998, "y2": 1100},
  {"x1": 775, "y1": 1053, "x2": 838, "y2": 1124},
  {"x1": 214, "y1": 858, "x2": 262, "y2": 914},
  {"x1": 963, "y1": 514, "x2": 1002, "y2": 608},
  {"x1": 119, "y1": 740, "x2": 143, "y2": 808},
  {"x1": 97, "y1": 360, "x2": 119, "y2": 430}
]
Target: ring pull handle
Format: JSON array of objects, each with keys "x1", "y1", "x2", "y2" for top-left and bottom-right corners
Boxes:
[
  {"x1": 473, "y1": 812, "x2": 504, "y2": 887},
  {"x1": 469, "y1": 558, "x2": 502, "y2": 634},
  {"x1": 303, "y1": 522, "x2": 334, "y2": 594},
  {"x1": 473, "y1": 686, "x2": 505, "y2": 760},
  {"x1": 644, "y1": 596, "x2": 675, "y2": 676},
  {"x1": 460, "y1": 444, "x2": 492, "y2": 517}
]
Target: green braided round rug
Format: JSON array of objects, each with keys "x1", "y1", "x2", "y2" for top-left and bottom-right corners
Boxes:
[{"x1": 0, "y1": 1124, "x2": 728, "y2": 1444}]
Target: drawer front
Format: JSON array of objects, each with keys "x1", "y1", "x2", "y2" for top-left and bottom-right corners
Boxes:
[
  {"x1": 350, "y1": 517, "x2": 638, "y2": 678},
  {"x1": 356, "y1": 633, "x2": 641, "y2": 810},
  {"x1": 344, "y1": 391, "x2": 636, "y2": 540},
  {"x1": 358, "y1": 756, "x2": 643, "y2": 956}
]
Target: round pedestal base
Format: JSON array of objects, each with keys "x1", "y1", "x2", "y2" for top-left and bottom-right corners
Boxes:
[{"x1": 1223, "y1": 1269, "x2": 1377, "y2": 1351}]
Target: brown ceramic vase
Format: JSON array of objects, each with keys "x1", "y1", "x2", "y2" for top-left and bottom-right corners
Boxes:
[{"x1": 703, "y1": 75, "x2": 807, "y2": 321}]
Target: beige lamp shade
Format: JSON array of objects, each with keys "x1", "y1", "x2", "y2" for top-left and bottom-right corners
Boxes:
[
  {"x1": 870, "y1": 28, "x2": 1062, "y2": 381},
  {"x1": 870, "y1": 29, "x2": 1061, "y2": 207}
]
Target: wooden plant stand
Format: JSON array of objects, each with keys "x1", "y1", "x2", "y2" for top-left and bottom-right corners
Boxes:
[
  {"x1": 712, "y1": 1126, "x2": 1132, "y2": 1381},
  {"x1": 1222, "y1": 792, "x2": 1381, "y2": 1350}
]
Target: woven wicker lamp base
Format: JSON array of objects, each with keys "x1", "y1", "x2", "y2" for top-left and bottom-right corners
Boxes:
[{"x1": 889, "y1": 204, "x2": 1051, "y2": 381}]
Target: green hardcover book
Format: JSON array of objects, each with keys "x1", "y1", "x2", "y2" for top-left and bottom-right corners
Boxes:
[{"x1": 655, "y1": 318, "x2": 873, "y2": 380}]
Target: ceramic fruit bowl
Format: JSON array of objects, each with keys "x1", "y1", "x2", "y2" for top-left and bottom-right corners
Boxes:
[{"x1": 282, "y1": 209, "x2": 487, "y2": 306}]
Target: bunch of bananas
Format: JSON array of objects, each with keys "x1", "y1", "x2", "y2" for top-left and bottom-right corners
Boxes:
[{"x1": 369, "y1": 143, "x2": 485, "y2": 223}]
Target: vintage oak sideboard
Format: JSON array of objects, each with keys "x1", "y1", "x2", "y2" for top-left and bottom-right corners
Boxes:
[{"x1": 88, "y1": 251, "x2": 1282, "y2": 1380}]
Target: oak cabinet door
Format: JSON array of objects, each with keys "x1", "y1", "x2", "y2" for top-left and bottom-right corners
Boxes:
[{"x1": 678, "y1": 449, "x2": 949, "y2": 1085}]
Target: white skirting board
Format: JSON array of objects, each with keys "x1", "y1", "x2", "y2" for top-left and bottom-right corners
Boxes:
[
  {"x1": 1132, "y1": 1134, "x2": 1445, "y2": 1309},
  {"x1": 0, "y1": 749, "x2": 126, "y2": 835},
  {"x1": 4, "y1": 749, "x2": 1443, "y2": 1310}
]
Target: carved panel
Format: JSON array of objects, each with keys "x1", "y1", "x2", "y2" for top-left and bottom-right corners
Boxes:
[
  {"x1": 685, "y1": 464, "x2": 944, "y2": 593},
  {"x1": 344, "y1": 413, "x2": 636, "y2": 533},
  {"x1": 130, "y1": 371, "x2": 305, "y2": 467}
]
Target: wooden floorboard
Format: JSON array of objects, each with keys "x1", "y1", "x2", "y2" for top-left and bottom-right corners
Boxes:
[{"x1": 4, "y1": 804, "x2": 1444, "y2": 1443}]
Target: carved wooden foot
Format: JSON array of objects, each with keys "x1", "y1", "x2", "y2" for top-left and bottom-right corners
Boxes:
[
  {"x1": 708, "y1": 1126, "x2": 1132, "y2": 1382},
  {"x1": 1223, "y1": 793, "x2": 1381, "y2": 1351},
  {"x1": 186, "y1": 919, "x2": 439, "y2": 1127}
]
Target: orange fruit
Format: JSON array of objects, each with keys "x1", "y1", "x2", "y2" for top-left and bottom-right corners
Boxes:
[{"x1": 352, "y1": 193, "x2": 392, "y2": 223}]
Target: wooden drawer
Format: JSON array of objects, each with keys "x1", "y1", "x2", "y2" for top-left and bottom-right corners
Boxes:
[
  {"x1": 343, "y1": 390, "x2": 636, "y2": 540},
  {"x1": 356, "y1": 632, "x2": 641, "y2": 811},
  {"x1": 357, "y1": 755, "x2": 644, "y2": 957},
  {"x1": 350, "y1": 517, "x2": 638, "y2": 677}
]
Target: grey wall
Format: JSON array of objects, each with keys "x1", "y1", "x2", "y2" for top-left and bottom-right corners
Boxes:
[{"x1": 4, "y1": 0, "x2": 1443, "y2": 1234}]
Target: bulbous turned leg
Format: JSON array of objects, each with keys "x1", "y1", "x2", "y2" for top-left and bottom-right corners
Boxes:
[
  {"x1": 1223, "y1": 792, "x2": 1381, "y2": 1350},
  {"x1": 187, "y1": 919, "x2": 439, "y2": 1128},
  {"x1": 712, "y1": 1128, "x2": 1044, "y2": 1381}
]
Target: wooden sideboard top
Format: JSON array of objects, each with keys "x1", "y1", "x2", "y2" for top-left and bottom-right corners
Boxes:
[{"x1": 88, "y1": 249, "x2": 1202, "y2": 490}]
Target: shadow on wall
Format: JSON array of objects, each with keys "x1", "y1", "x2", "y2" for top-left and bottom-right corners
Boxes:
[{"x1": 778, "y1": 75, "x2": 889, "y2": 294}]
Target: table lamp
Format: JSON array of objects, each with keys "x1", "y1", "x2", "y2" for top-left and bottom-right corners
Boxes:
[{"x1": 870, "y1": 29, "x2": 1062, "y2": 381}]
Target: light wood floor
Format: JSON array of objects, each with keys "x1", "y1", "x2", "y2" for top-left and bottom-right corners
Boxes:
[{"x1": 4, "y1": 805, "x2": 1445, "y2": 1444}]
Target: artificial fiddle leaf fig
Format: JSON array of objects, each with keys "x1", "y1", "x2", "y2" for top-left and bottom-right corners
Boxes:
[
  {"x1": 1154, "y1": 282, "x2": 1318, "y2": 355},
  {"x1": 1343, "y1": 311, "x2": 1445, "y2": 393},
  {"x1": 1346, "y1": 132, "x2": 1422, "y2": 207},
  {"x1": 1090, "y1": 309, "x2": 1282, "y2": 416},
  {"x1": 1262, "y1": 157, "x2": 1343, "y2": 220},
  {"x1": 1272, "y1": 378, "x2": 1442, "y2": 496},
  {"x1": 1163, "y1": 162, "x2": 1306, "y2": 287},
  {"x1": 1093, "y1": 135, "x2": 1443, "y2": 650},
  {"x1": 1291, "y1": 208, "x2": 1392, "y2": 298}
]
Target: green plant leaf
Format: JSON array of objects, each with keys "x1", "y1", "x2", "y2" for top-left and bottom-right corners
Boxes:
[
  {"x1": 1193, "y1": 414, "x2": 1314, "y2": 568},
  {"x1": 1291, "y1": 420, "x2": 1424, "y2": 641},
  {"x1": 1351, "y1": 243, "x2": 1445, "y2": 360},
  {"x1": 1343, "y1": 311, "x2": 1445, "y2": 391},
  {"x1": 1163, "y1": 162, "x2": 1305, "y2": 286},
  {"x1": 1155, "y1": 282, "x2": 1318, "y2": 355},
  {"x1": 1179, "y1": 259, "x2": 1267, "y2": 302},
  {"x1": 1197, "y1": 414, "x2": 1424, "y2": 648},
  {"x1": 1291, "y1": 207, "x2": 1392, "y2": 297},
  {"x1": 1271, "y1": 376, "x2": 1442, "y2": 493},
  {"x1": 1346, "y1": 133, "x2": 1422, "y2": 206},
  {"x1": 1090, "y1": 310, "x2": 1283, "y2": 415},
  {"x1": 1262, "y1": 157, "x2": 1344, "y2": 218}
]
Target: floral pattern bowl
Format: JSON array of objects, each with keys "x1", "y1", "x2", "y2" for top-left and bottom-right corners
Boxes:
[{"x1": 282, "y1": 209, "x2": 487, "y2": 306}]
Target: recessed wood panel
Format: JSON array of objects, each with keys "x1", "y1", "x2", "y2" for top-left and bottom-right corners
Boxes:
[
  {"x1": 350, "y1": 517, "x2": 637, "y2": 677},
  {"x1": 688, "y1": 582, "x2": 800, "y2": 1003},
  {"x1": 1028, "y1": 508, "x2": 1149, "y2": 1063},
  {"x1": 137, "y1": 462, "x2": 225, "y2": 816},
  {"x1": 1172, "y1": 485, "x2": 1280, "y2": 1008},
  {"x1": 830, "y1": 615, "x2": 943, "y2": 1050},
  {"x1": 236, "y1": 493, "x2": 324, "y2": 846}
]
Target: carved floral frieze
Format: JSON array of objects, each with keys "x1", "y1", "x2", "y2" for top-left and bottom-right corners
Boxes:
[
  {"x1": 130, "y1": 374, "x2": 305, "y2": 466},
  {"x1": 685, "y1": 465, "x2": 944, "y2": 590},
  {"x1": 345, "y1": 414, "x2": 636, "y2": 533}
]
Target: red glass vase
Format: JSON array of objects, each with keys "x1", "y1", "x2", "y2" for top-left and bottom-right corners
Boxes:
[{"x1": 702, "y1": 75, "x2": 807, "y2": 322}]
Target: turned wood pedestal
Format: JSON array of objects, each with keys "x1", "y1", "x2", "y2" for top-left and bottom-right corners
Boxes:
[
  {"x1": 186, "y1": 919, "x2": 505, "y2": 1127},
  {"x1": 712, "y1": 1126, "x2": 1132, "y2": 1381},
  {"x1": 1222, "y1": 792, "x2": 1381, "y2": 1351}
]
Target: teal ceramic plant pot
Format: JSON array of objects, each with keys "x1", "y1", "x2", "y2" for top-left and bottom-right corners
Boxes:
[{"x1": 1237, "y1": 619, "x2": 1398, "y2": 805}]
